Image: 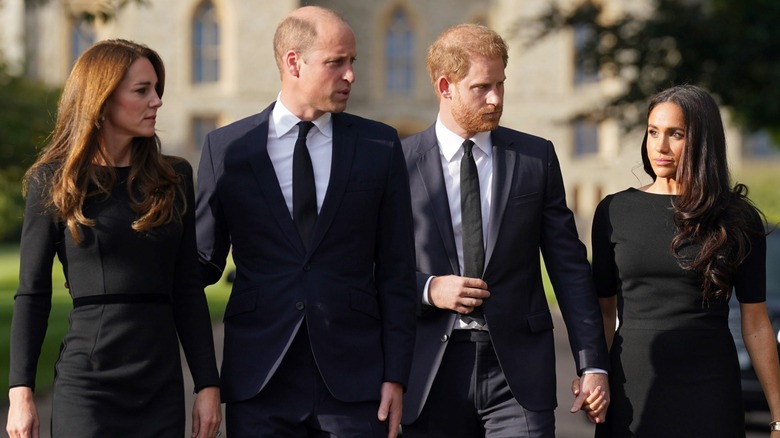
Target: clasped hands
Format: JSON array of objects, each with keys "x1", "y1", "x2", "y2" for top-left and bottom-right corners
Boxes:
[{"x1": 571, "y1": 373, "x2": 610, "y2": 424}]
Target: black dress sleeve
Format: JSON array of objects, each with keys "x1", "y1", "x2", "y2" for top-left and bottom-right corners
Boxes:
[
  {"x1": 591, "y1": 194, "x2": 619, "y2": 298},
  {"x1": 170, "y1": 159, "x2": 220, "y2": 391},
  {"x1": 733, "y1": 205, "x2": 767, "y2": 304},
  {"x1": 9, "y1": 166, "x2": 61, "y2": 390}
]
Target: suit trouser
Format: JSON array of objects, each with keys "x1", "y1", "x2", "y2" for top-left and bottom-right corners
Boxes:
[
  {"x1": 225, "y1": 322, "x2": 387, "y2": 437},
  {"x1": 403, "y1": 329, "x2": 555, "y2": 438}
]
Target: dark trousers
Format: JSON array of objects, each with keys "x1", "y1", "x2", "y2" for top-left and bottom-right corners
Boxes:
[
  {"x1": 225, "y1": 323, "x2": 387, "y2": 437},
  {"x1": 403, "y1": 330, "x2": 555, "y2": 438}
]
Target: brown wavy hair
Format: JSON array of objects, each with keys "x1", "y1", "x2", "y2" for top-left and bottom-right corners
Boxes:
[
  {"x1": 24, "y1": 39, "x2": 183, "y2": 243},
  {"x1": 641, "y1": 85, "x2": 765, "y2": 302}
]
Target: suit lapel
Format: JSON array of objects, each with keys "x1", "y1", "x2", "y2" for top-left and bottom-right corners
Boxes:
[
  {"x1": 485, "y1": 129, "x2": 515, "y2": 270},
  {"x1": 416, "y1": 127, "x2": 460, "y2": 275},
  {"x1": 309, "y1": 113, "x2": 355, "y2": 254},
  {"x1": 247, "y1": 104, "x2": 307, "y2": 254}
]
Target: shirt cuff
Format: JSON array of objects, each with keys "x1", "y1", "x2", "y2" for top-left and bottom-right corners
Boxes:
[
  {"x1": 422, "y1": 276, "x2": 435, "y2": 306},
  {"x1": 582, "y1": 367, "x2": 608, "y2": 375}
]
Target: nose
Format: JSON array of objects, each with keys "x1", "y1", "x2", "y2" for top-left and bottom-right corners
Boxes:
[
  {"x1": 343, "y1": 66, "x2": 355, "y2": 84},
  {"x1": 151, "y1": 91, "x2": 163, "y2": 108},
  {"x1": 652, "y1": 135, "x2": 669, "y2": 153},
  {"x1": 486, "y1": 87, "x2": 502, "y2": 106}
]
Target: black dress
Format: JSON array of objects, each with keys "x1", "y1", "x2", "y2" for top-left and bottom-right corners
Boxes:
[
  {"x1": 9, "y1": 160, "x2": 220, "y2": 437},
  {"x1": 591, "y1": 189, "x2": 765, "y2": 438}
]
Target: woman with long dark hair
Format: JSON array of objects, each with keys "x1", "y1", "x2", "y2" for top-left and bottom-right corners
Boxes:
[
  {"x1": 6, "y1": 39, "x2": 221, "y2": 437},
  {"x1": 591, "y1": 85, "x2": 780, "y2": 436}
]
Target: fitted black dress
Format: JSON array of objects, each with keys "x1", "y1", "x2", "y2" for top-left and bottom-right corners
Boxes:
[
  {"x1": 591, "y1": 189, "x2": 765, "y2": 438},
  {"x1": 9, "y1": 160, "x2": 219, "y2": 437}
]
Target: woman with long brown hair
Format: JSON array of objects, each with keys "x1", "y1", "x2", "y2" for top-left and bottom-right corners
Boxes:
[
  {"x1": 589, "y1": 84, "x2": 780, "y2": 436},
  {"x1": 6, "y1": 39, "x2": 221, "y2": 437}
]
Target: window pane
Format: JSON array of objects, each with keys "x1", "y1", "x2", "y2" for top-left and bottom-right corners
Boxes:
[
  {"x1": 386, "y1": 9, "x2": 413, "y2": 94},
  {"x1": 574, "y1": 120, "x2": 599, "y2": 156},
  {"x1": 71, "y1": 19, "x2": 95, "y2": 66},
  {"x1": 193, "y1": 1, "x2": 220, "y2": 83},
  {"x1": 192, "y1": 117, "x2": 218, "y2": 151}
]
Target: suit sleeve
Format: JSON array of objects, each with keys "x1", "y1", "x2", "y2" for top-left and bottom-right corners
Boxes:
[
  {"x1": 374, "y1": 135, "x2": 418, "y2": 387},
  {"x1": 195, "y1": 133, "x2": 231, "y2": 286},
  {"x1": 538, "y1": 141, "x2": 609, "y2": 373}
]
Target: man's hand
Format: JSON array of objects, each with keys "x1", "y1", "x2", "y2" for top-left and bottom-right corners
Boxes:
[
  {"x1": 570, "y1": 373, "x2": 610, "y2": 424},
  {"x1": 429, "y1": 275, "x2": 489, "y2": 313},
  {"x1": 377, "y1": 381, "x2": 403, "y2": 438}
]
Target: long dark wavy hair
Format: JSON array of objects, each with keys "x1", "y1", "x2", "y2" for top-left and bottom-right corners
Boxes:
[
  {"x1": 24, "y1": 39, "x2": 183, "y2": 243},
  {"x1": 641, "y1": 85, "x2": 764, "y2": 302}
]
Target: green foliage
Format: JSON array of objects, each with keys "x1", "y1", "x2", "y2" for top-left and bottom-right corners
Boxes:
[
  {"x1": 0, "y1": 72, "x2": 59, "y2": 242},
  {"x1": 521, "y1": 0, "x2": 780, "y2": 140}
]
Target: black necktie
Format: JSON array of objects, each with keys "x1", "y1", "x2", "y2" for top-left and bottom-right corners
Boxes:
[
  {"x1": 293, "y1": 121, "x2": 316, "y2": 251},
  {"x1": 461, "y1": 139, "x2": 485, "y2": 319}
]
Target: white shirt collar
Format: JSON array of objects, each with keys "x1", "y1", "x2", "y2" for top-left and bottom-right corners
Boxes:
[
  {"x1": 272, "y1": 92, "x2": 333, "y2": 139},
  {"x1": 434, "y1": 116, "x2": 493, "y2": 162}
]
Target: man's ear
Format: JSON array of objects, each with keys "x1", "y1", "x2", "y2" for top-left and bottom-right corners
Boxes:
[
  {"x1": 437, "y1": 76, "x2": 453, "y2": 99},
  {"x1": 285, "y1": 50, "x2": 301, "y2": 78}
]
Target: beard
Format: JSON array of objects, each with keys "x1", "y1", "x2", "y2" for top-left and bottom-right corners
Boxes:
[{"x1": 451, "y1": 99, "x2": 503, "y2": 135}]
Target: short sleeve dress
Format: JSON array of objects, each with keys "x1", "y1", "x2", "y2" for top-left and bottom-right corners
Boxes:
[
  {"x1": 592, "y1": 188, "x2": 766, "y2": 438},
  {"x1": 9, "y1": 160, "x2": 220, "y2": 437}
]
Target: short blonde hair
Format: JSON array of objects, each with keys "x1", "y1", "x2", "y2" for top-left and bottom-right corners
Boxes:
[
  {"x1": 273, "y1": 6, "x2": 346, "y2": 74},
  {"x1": 426, "y1": 24, "x2": 508, "y2": 90}
]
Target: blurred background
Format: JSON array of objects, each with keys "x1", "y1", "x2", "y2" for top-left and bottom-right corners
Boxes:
[{"x1": 0, "y1": 0, "x2": 778, "y2": 435}]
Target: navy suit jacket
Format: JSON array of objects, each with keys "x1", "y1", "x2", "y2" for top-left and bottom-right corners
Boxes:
[
  {"x1": 401, "y1": 125, "x2": 609, "y2": 422},
  {"x1": 195, "y1": 102, "x2": 417, "y2": 403}
]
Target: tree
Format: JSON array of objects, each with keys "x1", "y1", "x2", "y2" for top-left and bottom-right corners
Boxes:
[
  {"x1": 25, "y1": 0, "x2": 151, "y2": 22},
  {"x1": 0, "y1": 0, "x2": 151, "y2": 241},
  {"x1": 0, "y1": 70, "x2": 59, "y2": 241},
  {"x1": 519, "y1": 0, "x2": 780, "y2": 140}
]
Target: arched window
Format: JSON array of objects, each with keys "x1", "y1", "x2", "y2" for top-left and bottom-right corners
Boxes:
[
  {"x1": 385, "y1": 8, "x2": 413, "y2": 94},
  {"x1": 192, "y1": 1, "x2": 220, "y2": 83},
  {"x1": 71, "y1": 18, "x2": 95, "y2": 66}
]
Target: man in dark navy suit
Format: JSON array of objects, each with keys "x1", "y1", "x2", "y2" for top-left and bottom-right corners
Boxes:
[
  {"x1": 400, "y1": 24, "x2": 610, "y2": 437},
  {"x1": 195, "y1": 6, "x2": 416, "y2": 437}
]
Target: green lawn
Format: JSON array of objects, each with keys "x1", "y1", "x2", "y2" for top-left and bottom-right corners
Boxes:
[{"x1": 0, "y1": 245, "x2": 233, "y2": 395}]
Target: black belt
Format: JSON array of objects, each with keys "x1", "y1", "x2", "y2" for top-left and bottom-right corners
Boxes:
[
  {"x1": 73, "y1": 293, "x2": 171, "y2": 308},
  {"x1": 449, "y1": 329, "x2": 491, "y2": 343}
]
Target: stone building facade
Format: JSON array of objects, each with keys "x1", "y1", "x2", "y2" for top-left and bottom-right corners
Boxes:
[{"x1": 2, "y1": 0, "x2": 776, "y2": 238}]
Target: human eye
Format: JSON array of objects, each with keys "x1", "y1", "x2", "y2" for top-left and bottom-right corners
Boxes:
[
  {"x1": 672, "y1": 130, "x2": 685, "y2": 139},
  {"x1": 647, "y1": 128, "x2": 658, "y2": 137}
]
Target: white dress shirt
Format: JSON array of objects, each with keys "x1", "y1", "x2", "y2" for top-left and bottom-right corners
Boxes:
[
  {"x1": 267, "y1": 95, "x2": 333, "y2": 216},
  {"x1": 423, "y1": 117, "x2": 493, "y2": 330}
]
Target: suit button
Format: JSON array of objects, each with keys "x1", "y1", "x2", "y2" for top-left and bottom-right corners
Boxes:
[
  {"x1": 295, "y1": 302, "x2": 305, "y2": 310},
  {"x1": 440, "y1": 334, "x2": 449, "y2": 342},
  {"x1": 303, "y1": 264, "x2": 311, "y2": 271}
]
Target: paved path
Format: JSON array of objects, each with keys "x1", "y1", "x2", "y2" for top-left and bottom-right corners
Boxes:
[{"x1": 2, "y1": 309, "x2": 770, "y2": 437}]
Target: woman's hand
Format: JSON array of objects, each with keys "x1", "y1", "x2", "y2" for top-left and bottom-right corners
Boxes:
[
  {"x1": 191, "y1": 386, "x2": 221, "y2": 438},
  {"x1": 7, "y1": 386, "x2": 39, "y2": 438}
]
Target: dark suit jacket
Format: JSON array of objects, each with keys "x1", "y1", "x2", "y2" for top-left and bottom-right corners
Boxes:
[
  {"x1": 195, "y1": 102, "x2": 417, "y2": 404},
  {"x1": 401, "y1": 124, "x2": 609, "y2": 422}
]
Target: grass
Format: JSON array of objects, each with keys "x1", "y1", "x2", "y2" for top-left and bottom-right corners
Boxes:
[{"x1": 0, "y1": 245, "x2": 233, "y2": 397}]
